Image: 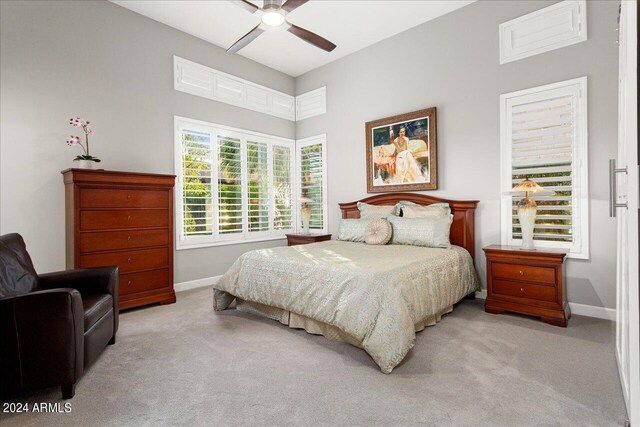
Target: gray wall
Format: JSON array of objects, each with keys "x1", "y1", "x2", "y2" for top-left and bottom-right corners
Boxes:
[
  {"x1": 295, "y1": 0, "x2": 619, "y2": 309},
  {"x1": 0, "y1": 0, "x2": 294, "y2": 283},
  {"x1": 1, "y1": 0, "x2": 619, "y2": 308}
]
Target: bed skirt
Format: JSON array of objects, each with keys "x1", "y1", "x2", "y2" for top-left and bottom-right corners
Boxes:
[{"x1": 234, "y1": 298, "x2": 454, "y2": 350}]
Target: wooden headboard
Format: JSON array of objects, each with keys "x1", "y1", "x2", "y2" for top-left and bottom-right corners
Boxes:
[{"x1": 339, "y1": 193, "x2": 479, "y2": 263}]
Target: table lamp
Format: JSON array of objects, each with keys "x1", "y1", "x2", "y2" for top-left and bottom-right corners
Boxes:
[
  {"x1": 299, "y1": 196, "x2": 313, "y2": 234},
  {"x1": 508, "y1": 178, "x2": 555, "y2": 250}
]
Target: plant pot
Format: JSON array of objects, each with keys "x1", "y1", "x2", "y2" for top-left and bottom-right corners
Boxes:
[{"x1": 74, "y1": 159, "x2": 96, "y2": 169}]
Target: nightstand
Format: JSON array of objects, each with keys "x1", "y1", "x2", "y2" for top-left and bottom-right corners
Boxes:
[
  {"x1": 483, "y1": 245, "x2": 569, "y2": 327},
  {"x1": 285, "y1": 233, "x2": 332, "y2": 246}
]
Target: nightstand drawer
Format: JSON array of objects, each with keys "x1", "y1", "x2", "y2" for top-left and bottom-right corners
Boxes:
[
  {"x1": 492, "y1": 263, "x2": 555, "y2": 284},
  {"x1": 493, "y1": 279, "x2": 556, "y2": 303}
]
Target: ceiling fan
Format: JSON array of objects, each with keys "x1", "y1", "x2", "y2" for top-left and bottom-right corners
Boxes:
[{"x1": 228, "y1": 0, "x2": 337, "y2": 54}]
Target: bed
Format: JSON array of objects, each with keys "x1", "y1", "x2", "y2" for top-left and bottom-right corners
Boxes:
[{"x1": 213, "y1": 193, "x2": 480, "y2": 373}]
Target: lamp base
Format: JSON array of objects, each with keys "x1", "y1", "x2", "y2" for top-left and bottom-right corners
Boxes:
[
  {"x1": 517, "y1": 197, "x2": 537, "y2": 250},
  {"x1": 301, "y1": 203, "x2": 311, "y2": 235}
]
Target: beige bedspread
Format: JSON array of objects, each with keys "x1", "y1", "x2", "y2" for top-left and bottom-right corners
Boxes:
[{"x1": 213, "y1": 240, "x2": 479, "y2": 373}]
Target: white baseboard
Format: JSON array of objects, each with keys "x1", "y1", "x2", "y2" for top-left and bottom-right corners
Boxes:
[
  {"x1": 474, "y1": 289, "x2": 615, "y2": 321},
  {"x1": 175, "y1": 275, "x2": 221, "y2": 293},
  {"x1": 568, "y1": 302, "x2": 616, "y2": 321}
]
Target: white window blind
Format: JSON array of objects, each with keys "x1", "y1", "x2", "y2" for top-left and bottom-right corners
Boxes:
[
  {"x1": 500, "y1": 77, "x2": 589, "y2": 259},
  {"x1": 217, "y1": 136, "x2": 243, "y2": 236},
  {"x1": 246, "y1": 141, "x2": 269, "y2": 233},
  {"x1": 175, "y1": 117, "x2": 296, "y2": 249},
  {"x1": 273, "y1": 145, "x2": 293, "y2": 230},
  {"x1": 181, "y1": 128, "x2": 213, "y2": 238},
  {"x1": 297, "y1": 135, "x2": 328, "y2": 233}
]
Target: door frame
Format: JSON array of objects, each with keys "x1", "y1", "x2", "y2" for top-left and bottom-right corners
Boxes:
[{"x1": 615, "y1": 0, "x2": 639, "y2": 424}]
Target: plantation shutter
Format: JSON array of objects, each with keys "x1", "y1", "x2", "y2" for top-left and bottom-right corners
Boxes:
[
  {"x1": 272, "y1": 145, "x2": 293, "y2": 230},
  {"x1": 246, "y1": 141, "x2": 269, "y2": 233},
  {"x1": 217, "y1": 135, "x2": 243, "y2": 235},
  {"x1": 299, "y1": 143, "x2": 325, "y2": 231},
  {"x1": 501, "y1": 77, "x2": 588, "y2": 258},
  {"x1": 176, "y1": 118, "x2": 298, "y2": 248},
  {"x1": 511, "y1": 94, "x2": 574, "y2": 242},
  {"x1": 180, "y1": 128, "x2": 214, "y2": 237}
]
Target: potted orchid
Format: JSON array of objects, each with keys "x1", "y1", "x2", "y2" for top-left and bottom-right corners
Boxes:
[{"x1": 67, "y1": 117, "x2": 101, "y2": 168}]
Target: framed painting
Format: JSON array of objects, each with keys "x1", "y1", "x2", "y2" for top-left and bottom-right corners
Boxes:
[{"x1": 365, "y1": 107, "x2": 437, "y2": 193}]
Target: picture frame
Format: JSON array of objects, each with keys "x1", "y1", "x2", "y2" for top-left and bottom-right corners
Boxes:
[{"x1": 365, "y1": 107, "x2": 437, "y2": 193}]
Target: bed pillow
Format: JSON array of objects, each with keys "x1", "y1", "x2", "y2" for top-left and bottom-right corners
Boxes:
[
  {"x1": 337, "y1": 219, "x2": 370, "y2": 242},
  {"x1": 387, "y1": 214, "x2": 453, "y2": 249},
  {"x1": 357, "y1": 201, "x2": 397, "y2": 220},
  {"x1": 364, "y1": 218, "x2": 393, "y2": 245},
  {"x1": 395, "y1": 201, "x2": 450, "y2": 218}
]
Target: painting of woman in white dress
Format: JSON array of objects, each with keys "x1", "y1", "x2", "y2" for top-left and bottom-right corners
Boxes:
[{"x1": 366, "y1": 107, "x2": 437, "y2": 192}]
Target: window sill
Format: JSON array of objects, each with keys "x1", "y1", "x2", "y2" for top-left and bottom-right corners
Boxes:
[{"x1": 176, "y1": 235, "x2": 287, "y2": 251}]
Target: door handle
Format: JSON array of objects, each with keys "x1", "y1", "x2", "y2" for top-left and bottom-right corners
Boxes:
[{"x1": 609, "y1": 159, "x2": 628, "y2": 217}]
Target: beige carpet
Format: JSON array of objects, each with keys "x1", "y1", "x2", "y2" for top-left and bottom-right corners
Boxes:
[{"x1": 0, "y1": 287, "x2": 627, "y2": 427}]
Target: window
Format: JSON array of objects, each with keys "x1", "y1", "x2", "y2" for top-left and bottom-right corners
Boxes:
[
  {"x1": 500, "y1": 77, "x2": 589, "y2": 259},
  {"x1": 175, "y1": 117, "x2": 296, "y2": 249},
  {"x1": 296, "y1": 135, "x2": 328, "y2": 233}
]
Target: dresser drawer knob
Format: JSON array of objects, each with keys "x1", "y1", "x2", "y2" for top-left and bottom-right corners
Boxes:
[
  {"x1": 127, "y1": 235, "x2": 132, "y2": 241},
  {"x1": 127, "y1": 258, "x2": 132, "y2": 263},
  {"x1": 518, "y1": 270, "x2": 524, "y2": 276},
  {"x1": 127, "y1": 194, "x2": 132, "y2": 199},
  {"x1": 127, "y1": 215, "x2": 132, "y2": 221},
  {"x1": 520, "y1": 287, "x2": 524, "y2": 292},
  {"x1": 127, "y1": 280, "x2": 132, "y2": 286}
]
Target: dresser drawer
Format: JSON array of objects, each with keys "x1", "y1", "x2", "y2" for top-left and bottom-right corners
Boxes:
[
  {"x1": 80, "y1": 188, "x2": 168, "y2": 209},
  {"x1": 79, "y1": 247, "x2": 169, "y2": 274},
  {"x1": 81, "y1": 209, "x2": 168, "y2": 230},
  {"x1": 492, "y1": 279, "x2": 556, "y2": 303},
  {"x1": 491, "y1": 262, "x2": 555, "y2": 285},
  {"x1": 79, "y1": 229, "x2": 169, "y2": 253},
  {"x1": 120, "y1": 268, "x2": 170, "y2": 296}
]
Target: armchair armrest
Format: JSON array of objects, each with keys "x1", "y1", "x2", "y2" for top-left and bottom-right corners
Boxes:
[
  {"x1": 38, "y1": 266, "x2": 119, "y2": 336},
  {"x1": 0, "y1": 289, "x2": 84, "y2": 394},
  {"x1": 39, "y1": 266, "x2": 118, "y2": 297}
]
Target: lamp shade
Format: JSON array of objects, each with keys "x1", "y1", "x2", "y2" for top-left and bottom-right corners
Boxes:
[
  {"x1": 507, "y1": 177, "x2": 554, "y2": 250},
  {"x1": 507, "y1": 178, "x2": 555, "y2": 197},
  {"x1": 298, "y1": 196, "x2": 314, "y2": 203}
]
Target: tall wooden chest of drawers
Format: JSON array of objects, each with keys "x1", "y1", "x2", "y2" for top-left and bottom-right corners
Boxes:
[{"x1": 63, "y1": 169, "x2": 176, "y2": 310}]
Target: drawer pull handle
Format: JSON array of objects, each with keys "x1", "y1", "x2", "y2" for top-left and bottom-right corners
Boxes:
[
  {"x1": 127, "y1": 235, "x2": 132, "y2": 241},
  {"x1": 127, "y1": 215, "x2": 132, "y2": 221},
  {"x1": 518, "y1": 270, "x2": 524, "y2": 276},
  {"x1": 127, "y1": 280, "x2": 132, "y2": 286},
  {"x1": 520, "y1": 288, "x2": 524, "y2": 292},
  {"x1": 127, "y1": 258, "x2": 132, "y2": 263},
  {"x1": 127, "y1": 194, "x2": 132, "y2": 199}
]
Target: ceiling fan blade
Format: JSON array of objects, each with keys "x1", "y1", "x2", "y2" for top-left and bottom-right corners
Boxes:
[
  {"x1": 231, "y1": 0, "x2": 260, "y2": 14},
  {"x1": 227, "y1": 24, "x2": 265, "y2": 54},
  {"x1": 287, "y1": 23, "x2": 336, "y2": 52},
  {"x1": 281, "y1": 0, "x2": 308, "y2": 13}
]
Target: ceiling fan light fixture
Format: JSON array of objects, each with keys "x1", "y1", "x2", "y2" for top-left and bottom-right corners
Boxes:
[{"x1": 261, "y1": 11, "x2": 285, "y2": 27}]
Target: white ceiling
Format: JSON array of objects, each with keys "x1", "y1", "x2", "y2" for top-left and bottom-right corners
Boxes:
[{"x1": 111, "y1": 1, "x2": 475, "y2": 77}]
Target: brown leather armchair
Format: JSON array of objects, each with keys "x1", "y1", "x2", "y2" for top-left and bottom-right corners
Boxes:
[{"x1": 0, "y1": 233, "x2": 118, "y2": 399}]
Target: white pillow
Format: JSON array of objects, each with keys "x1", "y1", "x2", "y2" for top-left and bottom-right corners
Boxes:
[
  {"x1": 357, "y1": 201, "x2": 397, "y2": 220},
  {"x1": 387, "y1": 214, "x2": 453, "y2": 249},
  {"x1": 337, "y1": 219, "x2": 370, "y2": 242},
  {"x1": 396, "y1": 201, "x2": 450, "y2": 218}
]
